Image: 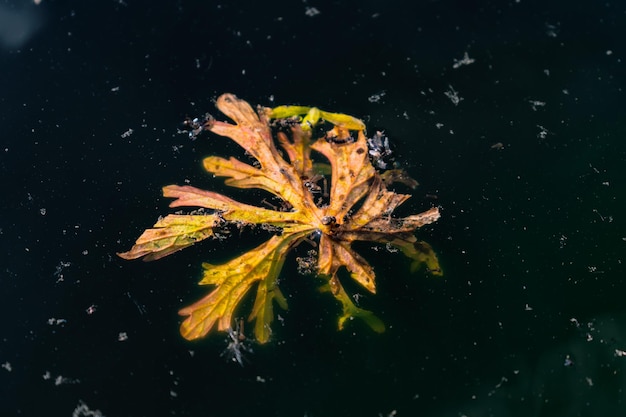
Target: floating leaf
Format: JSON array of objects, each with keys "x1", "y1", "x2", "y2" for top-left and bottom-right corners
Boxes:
[
  {"x1": 117, "y1": 214, "x2": 218, "y2": 261},
  {"x1": 120, "y1": 93, "x2": 442, "y2": 344},
  {"x1": 179, "y1": 233, "x2": 306, "y2": 342}
]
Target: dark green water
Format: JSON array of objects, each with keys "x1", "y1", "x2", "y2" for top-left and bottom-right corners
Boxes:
[{"x1": 1, "y1": 1, "x2": 625, "y2": 416}]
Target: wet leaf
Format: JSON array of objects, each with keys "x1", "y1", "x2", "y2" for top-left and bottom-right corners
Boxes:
[
  {"x1": 120, "y1": 93, "x2": 442, "y2": 344},
  {"x1": 179, "y1": 233, "x2": 306, "y2": 342},
  {"x1": 117, "y1": 214, "x2": 218, "y2": 261},
  {"x1": 320, "y1": 275, "x2": 385, "y2": 333}
]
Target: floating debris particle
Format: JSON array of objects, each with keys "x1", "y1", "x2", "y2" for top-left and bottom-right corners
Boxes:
[
  {"x1": 452, "y1": 52, "x2": 475, "y2": 69},
  {"x1": 444, "y1": 85, "x2": 463, "y2": 106},
  {"x1": 368, "y1": 91, "x2": 386, "y2": 103},
  {"x1": 528, "y1": 100, "x2": 546, "y2": 111},
  {"x1": 536, "y1": 125, "x2": 549, "y2": 139},
  {"x1": 221, "y1": 318, "x2": 252, "y2": 366},
  {"x1": 43, "y1": 370, "x2": 80, "y2": 385},
  {"x1": 120, "y1": 128, "x2": 134, "y2": 138},
  {"x1": 304, "y1": 6, "x2": 320, "y2": 17},
  {"x1": 72, "y1": 400, "x2": 105, "y2": 417},
  {"x1": 367, "y1": 131, "x2": 394, "y2": 169},
  {"x1": 563, "y1": 354, "x2": 574, "y2": 366},
  {"x1": 53, "y1": 260, "x2": 71, "y2": 283}
]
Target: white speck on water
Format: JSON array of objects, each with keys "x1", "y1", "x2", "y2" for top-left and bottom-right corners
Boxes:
[
  {"x1": 305, "y1": 6, "x2": 320, "y2": 17},
  {"x1": 536, "y1": 125, "x2": 549, "y2": 139},
  {"x1": 452, "y1": 52, "x2": 475, "y2": 69},
  {"x1": 43, "y1": 371, "x2": 80, "y2": 386},
  {"x1": 368, "y1": 91, "x2": 386, "y2": 103},
  {"x1": 528, "y1": 100, "x2": 546, "y2": 111},
  {"x1": 72, "y1": 400, "x2": 105, "y2": 417},
  {"x1": 444, "y1": 85, "x2": 463, "y2": 106}
]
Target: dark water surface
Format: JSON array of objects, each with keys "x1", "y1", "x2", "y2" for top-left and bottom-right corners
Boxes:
[{"x1": 1, "y1": 1, "x2": 625, "y2": 416}]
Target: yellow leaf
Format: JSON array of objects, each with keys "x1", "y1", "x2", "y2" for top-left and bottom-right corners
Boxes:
[
  {"x1": 388, "y1": 238, "x2": 443, "y2": 276},
  {"x1": 117, "y1": 214, "x2": 218, "y2": 261},
  {"x1": 320, "y1": 275, "x2": 385, "y2": 333},
  {"x1": 179, "y1": 233, "x2": 306, "y2": 341},
  {"x1": 318, "y1": 234, "x2": 376, "y2": 293},
  {"x1": 164, "y1": 184, "x2": 312, "y2": 228},
  {"x1": 318, "y1": 109, "x2": 366, "y2": 131},
  {"x1": 268, "y1": 105, "x2": 366, "y2": 131},
  {"x1": 248, "y1": 266, "x2": 289, "y2": 343},
  {"x1": 346, "y1": 176, "x2": 410, "y2": 228},
  {"x1": 120, "y1": 93, "x2": 442, "y2": 344},
  {"x1": 200, "y1": 156, "x2": 315, "y2": 213},
  {"x1": 268, "y1": 105, "x2": 312, "y2": 119},
  {"x1": 311, "y1": 128, "x2": 377, "y2": 222},
  {"x1": 275, "y1": 129, "x2": 313, "y2": 177}
]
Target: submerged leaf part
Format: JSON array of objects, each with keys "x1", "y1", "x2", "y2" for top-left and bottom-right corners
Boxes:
[
  {"x1": 319, "y1": 275, "x2": 385, "y2": 333},
  {"x1": 120, "y1": 93, "x2": 442, "y2": 343}
]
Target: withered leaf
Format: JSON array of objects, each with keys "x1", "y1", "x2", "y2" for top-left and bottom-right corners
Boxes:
[
  {"x1": 119, "y1": 93, "x2": 442, "y2": 344},
  {"x1": 117, "y1": 214, "x2": 218, "y2": 261}
]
